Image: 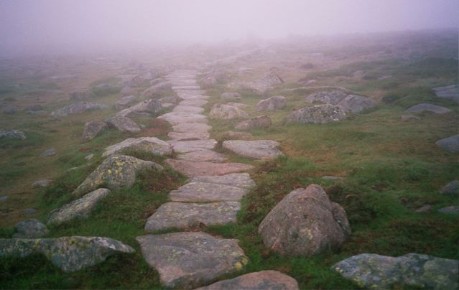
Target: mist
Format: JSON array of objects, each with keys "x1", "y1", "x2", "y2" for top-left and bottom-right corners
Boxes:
[{"x1": 1, "y1": 0, "x2": 458, "y2": 57}]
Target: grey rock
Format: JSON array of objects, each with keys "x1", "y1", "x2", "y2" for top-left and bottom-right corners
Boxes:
[
  {"x1": 51, "y1": 102, "x2": 107, "y2": 117},
  {"x1": 434, "y1": 84, "x2": 459, "y2": 104},
  {"x1": 85, "y1": 154, "x2": 94, "y2": 161},
  {"x1": 40, "y1": 147, "x2": 56, "y2": 157},
  {"x1": 235, "y1": 115, "x2": 272, "y2": 131},
  {"x1": 222, "y1": 140, "x2": 283, "y2": 160},
  {"x1": 191, "y1": 173, "x2": 256, "y2": 189},
  {"x1": 305, "y1": 89, "x2": 375, "y2": 113},
  {"x1": 0, "y1": 195, "x2": 8, "y2": 202},
  {"x1": 305, "y1": 89, "x2": 348, "y2": 105},
  {"x1": 332, "y1": 253, "x2": 459, "y2": 290},
  {"x1": 405, "y1": 103, "x2": 451, "y2": 114},
  {"x1": 103, "y1": 137, "x2": 172, "y2": 157},
  {"x1": 220, "y1": 131, "x2": 253, "y2": 140},
  {"x1": 177, "y1": 150, "x2": 227, "y2": 162},
  {"x1": 209, "y1": 103, "x2": 249, "y2": 120},
  {"x1": 0, "y1": 129, "x2": 26, "y2": 140},
  {"x1": 166, "y1": 159, "x2": 253, "y2": 178},
  {"x1": 168, "y1": 139, "x2": 217, "y2": 154},
  {"x1": 48, "y1": 188, "x2": 111, "y2": 226},
  {"x1": 439, "y1": 180, "x2": 459, "y2": 196},
  {"x1": 435, "y1": 134, "x2": 459, "y2": 153},
  {"x1": 32, "y1": 179, "x2": 53, "y2": 188},
  {"x1": 82, "y1": 120, "x2": 107, "y2": 142},
  {"x1": 173, "y1": 105, "x2": 204, "y2": 114},
  {"x1": 401, "y1": 114, "x2": 420, "y2": 121},
  {"x1": 168, "y1": 131, "x2": 210, "y2": 141},
  {"x1": 221, "y1": 92, "x2": 242, "y2": 101},
  {"x1": 158, "y1": 112, "x2": 208, "y2": 125},
  {"x1": 73, "y1": 155, "x2": 162, "y2": 197},
  {"x1": 13, "y1": 219, "x2": 49, "y2": 238},
  {"x1": 438, "y1": 206, "x2": 459, "y2": 214},
  {"x1": 115, "y1": 95, "x2": 136, "y2": 110},
  {"x1": 107, "y1": 116, "x2": 141, "y2": 133},
  {"x1": 169, "y1": 181, "x2": 249, "y2": 202},
  {"x1": 0, "y1": 236, "x2": 134, "y2": 272},
  {"x1": 415, "y1": 205, "x2": 432, "y2": 213},
  {"x1": 172, "y1": 122, "x2": 211, "y2": 133},
  {"x1": 195, "y1": 270, "x2": 299, "y2": 290},
  {"x1": 255, "y1": 96, "x2": 286, "y2": 111},
  {"x1": 136, "y1": 232, "x2": 248, "y2": 289},
  {"x1": 259, "y1": 184, "x2": 351, "y2": 256},
  {"x1": 338, "y1": 94, "x2": 376, "y2": 113},
  {"x1": 117, "y1": 99, "x2": 162, "y2": 117},
  {"x1": 286, "y1": 104, "x2": 347, "y2": 124},
  {"x1": 145, "y1": 201, "x2": 240, "y2": 232}
]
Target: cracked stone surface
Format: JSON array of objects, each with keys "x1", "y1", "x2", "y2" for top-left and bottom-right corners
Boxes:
[
  {"x1": 169, "y1": 181, "x2": 249, "y2": 202},
  {"x1": 166, "y1": 159, "x2": 253, "y2": 178},
  {"x1": 190, "y1": 173, "x2": 256, "y2": 189},
  {"x1": 177, "y1": 150, "x2": 227, "y2": 162},
  {"x1": 169, "y1": 139, "x2": 217, "y2": 153}
]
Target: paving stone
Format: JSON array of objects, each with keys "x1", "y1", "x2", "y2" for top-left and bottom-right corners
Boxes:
[
  {"x1": 136, "y1": 232, "x2": 248, "y2": 289},
  {"x1": 166, "y1": 159, "x2": 253, "y2": 178},
  {"x1": 180, "y1": 99, "x2": 208, "y2": 107},
  {"x1": 177, "y1": 150, "x2": 227, "y2": 162},
  {"x1": 169, "y1": 181, "x2": 249, "y2": 202},
  {"x1": 169, "y1": 139, "x2": 217, "y2": 153},
  {"x1": 158, "y1": 112, "x2": 208, "y2": 125},
  {"x1": 145, "y1": 201, "x2": 240, "y2": 232},
  {"x1": 173, "y1": 105, "x2": 205, "y2": 114},
  {"x1": 168, "y1": 131, "x2": 211, "y2": 141},
  {"x1": 173, "y1": 123, "x2": 211, "y2": 133},
  {"x1": 191, "y1": 173, "x2": 255, "y2": 189}
]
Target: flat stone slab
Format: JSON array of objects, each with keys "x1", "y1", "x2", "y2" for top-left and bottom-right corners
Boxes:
[
  {"x1": 405, "y1": 103, "x2": 451, "y2": 114},
  {"x1": 223, "y1": 140, "x2": 283, "y2": 159},
  {"x1": 195, "y1": 270, "x2": 299, "y2": 290},
  {"x1": 136, "y1": 232, "x2": 248, "y2": 289},
  {"x1": 102, "y1": 137, "x2": 172, "y2": 157},
  {"x1": 173, "y1": 105, "x2": 204, "y2": 114},
  {"x1": 173, "y1": 123, "x2": 211, "y2": 133},
  {"x1": 180, "y1": 99, "x2": 208, "y2": 107},
  {"x1": 166, "y1": 159, "x2": 254, "y2": 178},
  {"x1": 158, "y1": 112, "x2": 208, "y2": 125},
  {"x1": 176, "y1": 90, "x2": 207, "y2": 97},
  {"x1": 169, "y1": 139, "x2": 217, "y2": 153},
  {"x1": 177, "y1": 150, "x2": 227, "y2": 162},
  {"x1": 172, "y1": 85, "x2": 201, "y2": 90},
  {"x1": 168, "y1": 131, "x2": 211, "y2": 141},
  {"x1": 169, "y1": 181, "x2": 249, "y2": 202},
  {"x1": 434, "y1": 84, "x2": 459, "y2": 103},
  {"x1": 191, "y1": 173, "x2": 255, "y2": 189},
  {"x1": 145, "y1": 201, "x2": 240, "y2": 232},
  {"x1": 435, "y1": 134, "x2": 459, "y2": 153}
]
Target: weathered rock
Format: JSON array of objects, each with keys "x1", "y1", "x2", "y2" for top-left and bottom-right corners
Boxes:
[
  {"x1": 158, "y1": 112, "x2": 208, "y2": 125},
  {"x1": 82, "y1": 120, "x2": 107, "y2": 142},
  {"x1": 195, "y1": 270, "x2": 299, "y2": 290},
  {"x1": 255, "y1": 96, "x2": 286, "y2": 111},
  {"x1": 145, "y1": 201, "x2": 240, "y2": 232},
  {"x1": 13, "y1": 219, "x2": 49, "y2": 238},
  {"x1": 177, "y1": 150, "x2": 227, "y2": 162},
  {"x1": 223, "y1": 140, "x2": 283, "y2": 160},
  {"x1": 0, "y1": 129, "x2": 26, "y2": 140},
  {"x1": 209, "y1": 103, "x2": 249, "y2": 120},
  {"x1": 305, "y1": 89, "x2": 348, "y2": 105},
  {"x1": 286, "y1": 104, "x2": 347, "y2": 124},
  {"x1": 0, "y1": 236, "x2": 134, "y2": 272},
  {"x1": 117, "y1": 99, "x2": 162, "y2": 117},
  {"x1": 438, "y1": 206, "x2": 459, "y2": 214},
  {"x1": 168, "y1": 139, "x2": 217, "y2": 154},
  {"x1": 32, "y1": 179, "x2": 53, "y2": 188},
  {"x1": 166, "y1": 159, "x2": 253, "y2": 178},
  {"x1": 405, "y1": 103, "x2": 452, "y2": 114},
  {"x1": 107, "y1": 116, "x2": 141, "y2": 133},
  {"x1": 168, "y1": 131, "x2": 210, "y2": 141},
  {"x1": 435, "y1": 134, "x2": 459, "y2": 153},
  {"x1": 332, "y1": 253, "x2": 459, "y2": 290},
  {"x1": 170, "y1": 181, "x2": 249, "y2": 202},
  {"x1": 191, "y1": 173, "x2": 256, "y2": 189},
  {"x1": 338, "y1": 94, "x2": 376, "y2": 113},
  {"x1": 40, "y1": 147, "x2": 56, "y2": 157},
  {"x1": 305, "y1": 89, "x2": 375, "y2": 113},
  {"x1": 73, "y1": 155, "x2": 162, "y2": 197},
  {"x1": 115, "y1": 95, "x2": 136, "y2": 110},
  {"x1": 48, "y1": 188, "x2": 111, "y2": 226},
  {"x1": 221, "y1": 92, "x2": 242, "y2": 101},
  {"x1": 439, "y1": 180, "x2": 459, "y2": 196},
  {"x1": 103, "y1": 137, "x2": 172, "y2": 157},
  {"x1": 258, "y1": 184, "x2": 351, "y2": 256},
  {"x1": 433, "y1": 84, "x2": 459, "y2": 104},
  {"x1": 235, "y1": 115, "x2": 272, "y2": 131},
  {"x1": 51, "y1": 102, "x2": 107, "y2": 117},
  {"x1": 136, "y1": 232, "x2": 248, "y2": 289}
]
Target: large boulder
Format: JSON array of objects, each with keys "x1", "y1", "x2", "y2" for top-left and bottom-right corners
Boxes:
[
  {"x1": 305, "y1": 89, "x2": 375, "y2": 113},
  {"x1": 13, "y1": 219, "x2": 49, "y2": 238},
  {"x1": 435, "y1": 134, "x2": 459, "y2": 153},
  {"x1": 0, "y1": 129, "x2": 26, "y2": 140},
  {"x1": 116, "y1": 99, "x2": 162, "y2": 117},
  {"x1": 72, "y1": 155, "x2": 162, "y2": 197},
  {"x1": 235, "y1": 115, "x2": 272, "y2": 131},
  {"x1": 48, "y1": 188, "x2": 111, "y2": 226},
  {"x1": 255, "y1": 96, "x2": 286, "y2": 111},
  {"x1": 258, "y1": 184, "x2": 351, "y2": 256},
  {"x1": 209, "y1": 103, "x2": 249, "y2": 120},
  {"x1": 285, "y1": 104, "x2": 347, "y2": 124},
  {"x1": 0, "y1": 236, "x2": 134, "y2": 272},
  {"x1": 82, "y1": 120, "x2": 107, "y2": 142},
  {"x1": 107, "y1": 116, "x2": 141, "y2": 133},
  {"x1": 51, "y1": 102, "x2": 107, "y2": 117},
  {"x1": 195, "y1": 270, "x2": 299, "y2": 290},
  {"x1": 102, "y1": 137, "x2": 172, "y2": 157},
  {"x1": 405, "y1": 103, "x2": 452, "y2": 114},
  {"x1": 332, "y1": 253, "x2": 459, "y2": 290}
]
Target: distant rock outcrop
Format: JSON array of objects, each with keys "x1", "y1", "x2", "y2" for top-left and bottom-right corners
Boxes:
[
  {"x1": 51, "y1": 102, "x2": 107, "y2": 117},
  {"x1": 258, "y1": 184, "x2": 351, "y2": 256},
  {"x1": 332, "y1": 253, "x2": 459, "y2": 289},
  {"x1": 0, "y1": 236, "x2": 134, "y2": 272}
]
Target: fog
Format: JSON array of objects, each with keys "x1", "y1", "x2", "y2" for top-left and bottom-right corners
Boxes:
[{"x1": 1, "y1": 0, "x2": 458, "y2": 57}]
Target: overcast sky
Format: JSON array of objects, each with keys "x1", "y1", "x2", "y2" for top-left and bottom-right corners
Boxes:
[{"x1": 0, "y1": 0, "x2": 458, "y2": 56}]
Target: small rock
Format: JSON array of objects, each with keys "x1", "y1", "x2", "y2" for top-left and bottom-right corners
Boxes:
[
  {"x1": 332, "y1": 253, "x2": 459, "y2": 290},
  {"x1": 82, "y1": 120, "x2": 107, "y2": 142},
  {"x1": 286, "y1": 104, "x2": 347, "y2": 124},
  {"x1": 195, "y1": 270, "x2": 299, "y2": 290},
  {"x1": 115, "y1": 95, "x2": 136, "y2": 110},
  {"x1": 32, "y1": 179, "x2": 53, "y2": 188},
  {"x1": 435, "y1": 134, "x2": 459, "y2": 153},
  {"x1": 438, "y1": 206, "x2": 459, "y2": 214},
  {"x1": 0, "y1": 195, "x2": 8, "y2": 202},
  {"x1": 13, "y1": 219, "x2": 49, "y2": 238},
  {"x1": 209, "y1": 103, "x2": 249, "y2": 120},
  {"x1": 51, "y1": 102, "x2": 107, "y2": 117},
  {"x1": 439, "y1": 180, "x2": 459, "y2": 196},
  {"x1": 69, "y1": 90, "x2": 91, "y2": 101},
  {"x1": 415, "y1": 205, "x2": 432, "y2": 213},
  {"x1": 84, "y1": 154, "x2": 94, "y2": 161},
  {"x1": 405, "y1": 103, "x2": 452, "y2": 114},
  {"x1": 235, "y1": 115, "x2": 272, "y2": 131},
  {"x1": 258, "y1": 184, "x2": 351, "y2": 256},
  {"x1": 117, "y1": 99, "x2": 162, "y2": 117},
  {"x1": 255, "y1": 96, "x2": 286, "y2": 111},
  {"x1": 40, "y1": 148, "x2": 56, "y2": 157},
  {"x1": 0, "y1": 129, "x2": 26, "y2": 140},
  {"x1": 107, "y1": 116, "x2": 141, "y2": 133},
  {"x1": 222, "y1": 140, "x2": 283, "y2": 160}
]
